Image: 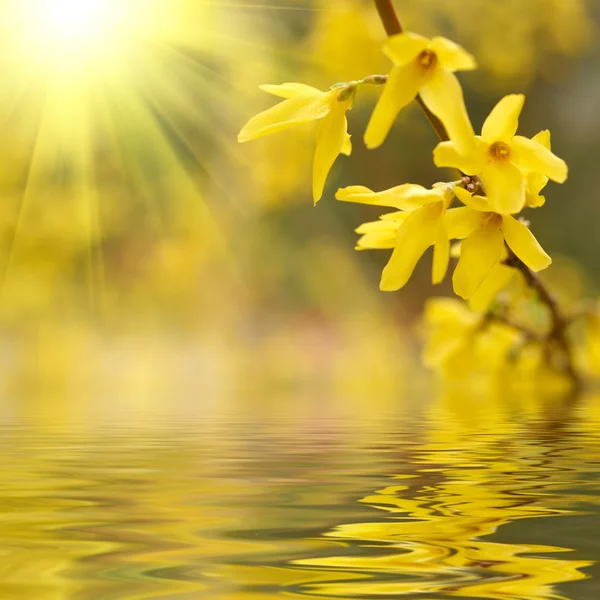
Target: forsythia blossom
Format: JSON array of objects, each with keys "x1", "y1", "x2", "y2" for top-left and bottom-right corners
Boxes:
[
  {"x1": 365, "y1": 32, "x2": 476, "y2": 152},
  {"x1": 433, "y1": 95, "x2": 567, "y2": 214},
  {"x1": 337, "y1": 183, "x2": 454, "y2": 291},
  {"x1": 238, "y1": 83, "x2": 354, "y2": 203},
  {"x1": 423, "y1": 298, "x2": 521, "y2": 377},
  {"x1": 446, "y1": 187, "x2": 551, "y2": 300}
]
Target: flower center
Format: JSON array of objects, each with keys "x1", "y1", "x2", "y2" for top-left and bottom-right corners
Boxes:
[
  {"x1": 418, "y1": 49, "x2": 437, "y2": 70},
  {"x1": 490, "y1": 141, "x2": 511, "y2": 160}
]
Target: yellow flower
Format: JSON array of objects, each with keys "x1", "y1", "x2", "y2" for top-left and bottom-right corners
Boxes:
[
  {"x1": 445, "y1": 187, "x2": 551, "y2": 300},
  {"x1": 423, "y1": 297, "x2": 519, "y2": 377},
  {"x1": 451, "y1": 242, "x2": 522, "y2": 312},
  {"x1": 434, "y1": 95, "x2": 567, "y2": 214},
  {"x1": 337, "y1": 183, "x2": 453, "y2": 291},
  {"x1": 238, "y1": 83, "x2": 354, "y2": 203},
  {"x1": 364, "y1": 32, "x2": 476, "y2": 152}
]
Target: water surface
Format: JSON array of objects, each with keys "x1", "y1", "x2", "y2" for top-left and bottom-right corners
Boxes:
[{"x1": 1, "y1": 390, "x2": 599, "y2": 599}]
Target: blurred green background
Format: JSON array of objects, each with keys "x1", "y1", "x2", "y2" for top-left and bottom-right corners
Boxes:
[{"x1": 0, "y1": 0, "x2": 598, "y2": 402}]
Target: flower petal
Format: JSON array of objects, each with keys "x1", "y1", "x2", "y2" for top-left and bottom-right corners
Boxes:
[
  {"x1": 356, "y1": 217, "x2": 405, "y2": 250},
  {"x1": 336, "y1": 183, "x2": 443, "y2": 210},
  {"x1": 238, "y1": 94, "x2": 330, "y2": 142},
  {"x1": 433, "y1": 138, "x2": 488, "y2": 175},
  {"x1": 453, "y1": 217, "x2": 504, "y2": 299},
  {"x1": 380, "y1": 203, "x2": 443, "y2": 291},
  {"x1": 384, "y1": 32, "x2": 430, "y2": 67},
  {"x1": 425, "y1": 297, "x2": 477, "y2": 326},
  {"x1": 469, "y1": 263, "x2": 516, "y2": 311},
  {"x1": 313, "y1": 101, "x2": 350, "y2": 203},
  {"x1": 420, "y1": 68, "x2": 475, "y2": 155},
  {"x1": 510, "y1": 135, "x2": 568, "y2": 183},
  {"x1": 480, "y1": 160, "x2": 526, "y2": 215},
  {"x1": 445, "y1": 206, "x2": 485, "y2": 239},
  {"x1": 259, "y1": 83, "x2": 323, "y2": 99},
  {"x1": 380, "y1": 210, "x2": 409, "y2": 221},
  {"x1": 532, "y1": 129, "x2": 550, "y2": 149},
  {"x1": 501, "y1": 215, "x2": 552, "y2": 272},
  {"x1": 481, "y1": 94, "x2": 525, "y2": 143},
  {"x1": 432, "y1": 222, "x2": 450, "y2": 284},
  {"x1": 453, "y1": 187, "x2": 493, "y2": 212},
  {"x1": 340, "y1": 132, "x2": 352, "y2": 156},
  {"x1": 364, "y1": 62, "x2": 424, "y2": 149},
  {"x1": 430, "y1": 36, "x2": 477, "y2": 71},
  {"x1": 356, "y1": 218, "x2": 406, "y2": 234}
]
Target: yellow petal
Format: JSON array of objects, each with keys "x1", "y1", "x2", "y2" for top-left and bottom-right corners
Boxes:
[
  {"x1": 356, "y1": 218, "x2": 406, "y2": 234},
  {"x1": 259, "y1": 83, "x2": 323, "y2": 99},
  {"x1": 420, "y1": 68, "x2": 475, "y2": 155},
  {"x1": 532, "y1": 129, "x2": 551, "y2": 149},
  {"x1": 380, "y1": 210, "x2": 409, "y2": 221},
  {"x1": 510, "y1": 135, "x2": 568, "y2": 183},
  {"x1": 380, "y1": 203, "x2": 443, "y2": 291},
  {"x1": 364, "y1": 62, "x2": 424, "y2": 149},
  {"x1": 481, "y1": 94, "x2": 525, "y2": 143},
  {"x1": 445, "y1": 206, "x2": 485, "y2": 239},
  {"x1": 238, "y1": 94, "x2": 330, "y2": 142},
  {"x1": 384, "y1": 32, "x2": 430, "y2": 66},
  {"x1": 480, "y1": 160, "x2": 525, "y2": 215},
  {"x1": 453, "y1": 217, "x2": 504, "y2": 299},
  {"x1": 433, "y1": 138, "x2": 488, "y2": 175},
  {"x1": 341, "y1": 132, "x2": 352, "y2": 156},
  {"x1": 469, "y1": 263, "x2": 516, "y2": 311},
  {"x1": 313, "y1": 101, "x2": 350, "y2": 203},
  {"x1": 336, "y1": 185, "x2": 373, "y2": 199},
  {"x1": 501, "y1": 215, "x2": 552, "y2": 272},
  {"x1": 423, "y1": 330, "x2": 466, "y2": 368},
  {"x1": 453, "y1": 186, "x2": 493, "y2": 212},
  {"x1": 526, "y1": 179, "x2": 547, "y2": 207},
  {"x1": 424, "y1": 297, "x2": 477, "y2": 326},
  {"x1": 432, "y1": 223, "x2": 450, "y2": 284},
  {"x1": 356, "y1": 222, "x2": 402, "y2": 249},
  {"x1": 336, "y1": 183, "x2": 443, "y2": 210},
  {"x1": 430, "y1": 36, "x2": 477, "y2": 71}
]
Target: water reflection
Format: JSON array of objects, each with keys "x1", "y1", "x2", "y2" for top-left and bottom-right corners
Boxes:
[
  {"x1": 0, "y1": 390, "x2": 598, "y2": 599},
  {"x1": 297, "y1": 391, "x2": 596, "y2": 599}
]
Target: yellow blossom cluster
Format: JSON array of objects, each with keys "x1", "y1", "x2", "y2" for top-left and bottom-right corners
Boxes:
[{"x1": 238, "y1": 17, "x2": 594, "y2": 385}]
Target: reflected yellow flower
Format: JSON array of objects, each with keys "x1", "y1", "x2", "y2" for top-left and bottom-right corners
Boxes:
[
  {"x1": 365, "y1": 32, "x2": 476, "y2": 152},
  {"x1": 434, "y1": 95, "x2": 567, "y2": 214},
  {"x1": 295, "y1": 390, "x2": 594, "y2": 600},
  {"x1": 238, "y1": 83, "x2": 354, "y2": 203}
]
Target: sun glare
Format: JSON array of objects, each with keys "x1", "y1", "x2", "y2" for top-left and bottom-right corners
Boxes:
[
  {"x1": 40, "y1": 0, "x2": 106, "y2": 40},
  {"x1": 6, "y1": 0, "x2": 129, "y2": 71}
]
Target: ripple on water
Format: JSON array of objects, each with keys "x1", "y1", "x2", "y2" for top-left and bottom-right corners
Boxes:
[{"x1": 0, "y1": 394, "x2": 598, "y2": 599}]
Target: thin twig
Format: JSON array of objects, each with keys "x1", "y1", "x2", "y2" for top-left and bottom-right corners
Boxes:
[
  {"x1": 504, "y1": 250, "x2": 580, "y2": 385},
  {"x1": 372, "y1": 0, "x2": 581, "y2": 387},
  {"x1": 484, "y1": 312, "x2": 543, "y2": 344}
]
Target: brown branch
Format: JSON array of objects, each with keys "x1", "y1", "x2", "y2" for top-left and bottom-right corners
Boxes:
[
  {"x1": 504, "y1": 250, "x2": 580, "y2": 386},
  {"x1": 484, "y1": 312, "x2": 543, "y2": 344},
  {"x1": 373, "y1": 0, "x2": 582, "y2": 387}
]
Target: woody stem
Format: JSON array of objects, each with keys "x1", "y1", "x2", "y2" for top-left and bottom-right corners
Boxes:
[
  {"x1": 504, "y1": 250, "x2": 580, "y2": 385},
  {"x1": 373, "y1": 0, "x2": 581, "y2": 387}
]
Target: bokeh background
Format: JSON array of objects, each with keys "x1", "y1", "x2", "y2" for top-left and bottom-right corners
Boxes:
[{"x1": 0, "y1": 0, "x2": 599, "y2": 411}]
